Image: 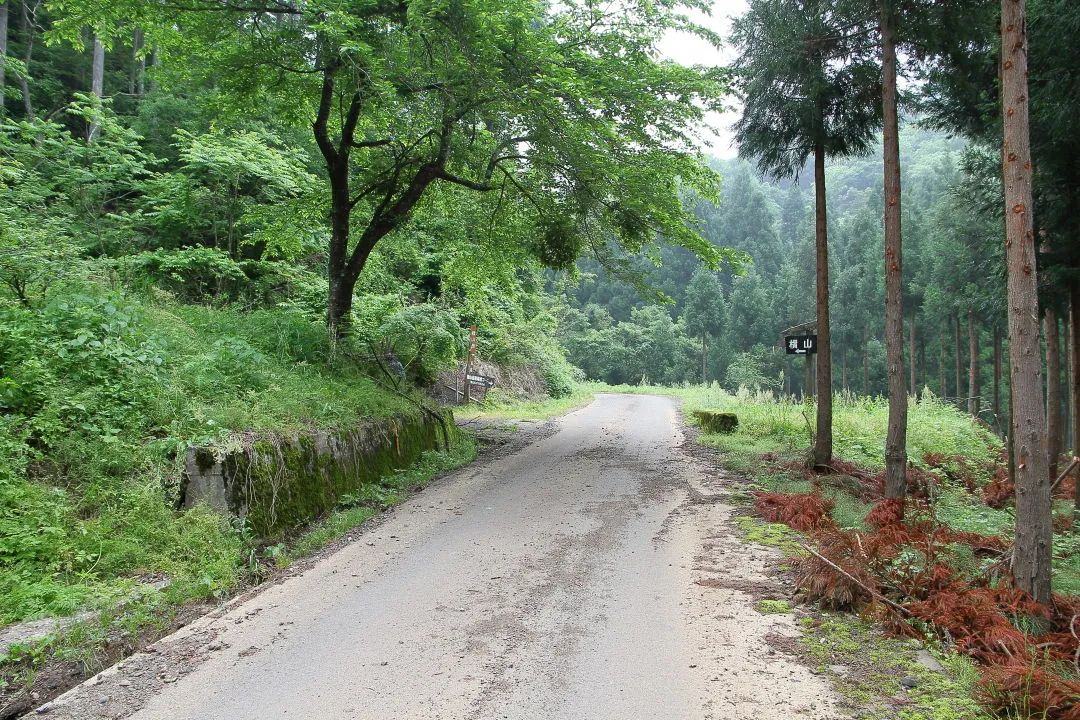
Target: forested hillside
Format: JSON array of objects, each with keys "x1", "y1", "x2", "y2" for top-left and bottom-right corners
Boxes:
[{"x1": 558, "y1": 126, "x2": 1005, "y2": 411}]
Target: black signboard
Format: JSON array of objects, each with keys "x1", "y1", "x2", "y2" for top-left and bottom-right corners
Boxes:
[
  {"x1": 784, "y1": 334, "x2": 817, "y2": 355},
  {"x1": 467, "y1": 373, "x2": 496, "y2": 388}
]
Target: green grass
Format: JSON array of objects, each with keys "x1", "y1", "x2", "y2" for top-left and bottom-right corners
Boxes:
[
  {"x1": 455, "y1": 382, "x2": 599, "y2": 422},
  {"x1": 755, "y1": 599, "x2": 792, "y2": 614},
  {"x1": 0, "y1": 285, "x2": 446, "y2": 626},
  {"x1": 595, "y1": 383, "x2": 1002, "y2": 471},
  {"x1": 800, "y1": 615, "x2": 991, "y2": 720}
]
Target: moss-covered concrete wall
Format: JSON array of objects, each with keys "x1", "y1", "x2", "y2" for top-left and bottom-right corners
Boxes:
[{"x1": 181, "y1": 412, "x2": 453, "y2": 537}]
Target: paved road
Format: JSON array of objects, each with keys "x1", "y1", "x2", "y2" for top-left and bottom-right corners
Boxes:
[{"x1": 42, "y1": 393, "x2": 841, "y2": 720}]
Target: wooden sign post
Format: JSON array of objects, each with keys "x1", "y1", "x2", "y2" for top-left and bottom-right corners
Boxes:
[{"x1": 464, "y1": 326, "x2": 478, "y2": 404}]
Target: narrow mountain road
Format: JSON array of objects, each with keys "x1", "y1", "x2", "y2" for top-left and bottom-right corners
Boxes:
[{"x1": 40, "y1": 394, "x2": 843, "y2": 720}]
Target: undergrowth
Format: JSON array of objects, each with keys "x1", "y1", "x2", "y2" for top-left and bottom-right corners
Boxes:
[
  {"x1": 674, "y1": 385, "x2": 1080, "y2": 719},
  {"x1": 0, "y1": 285, "x2": 425, "y2": 625}
]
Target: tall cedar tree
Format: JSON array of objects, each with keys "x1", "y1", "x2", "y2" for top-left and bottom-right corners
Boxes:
[
  {"x1": 730, "y1": 0, "x2": 880, "y2": 468},
  {"x1": 876, "y1": 0, "x2": 994, "y2": 503},
  {"x1": 684, "y1": 267, "x2": 725, "y2": 384},
  {"x1": 52, "y1": 0, "x2": 736, "y2": 337},
  {"x1": 881, "y1": 2, "x2": 906, "y2": 499},
  {"x1": 1001, "y1": 0, "x2": 1052, "y2": 604}
]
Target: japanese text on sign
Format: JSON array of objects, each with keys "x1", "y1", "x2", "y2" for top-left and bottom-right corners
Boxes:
[{"x1": 785, "y1": 334, "x2": 817, "y2": 355}]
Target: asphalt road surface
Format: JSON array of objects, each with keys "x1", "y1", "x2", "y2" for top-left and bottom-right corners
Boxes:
[{"x1": 40, "y1": 393, "x2": 842, "y2": 720}]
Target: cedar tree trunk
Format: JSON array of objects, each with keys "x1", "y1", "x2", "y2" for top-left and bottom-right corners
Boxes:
[
  {"x1": 882, "y1": 6, "x2": 907, "y2": 502},
  {"x1": 968, "y1": 308, "x2": 979, "y2": 416},
  {"x1": 994, "y1": 325, "x2": 1003, "y2": 435},
  {"x1": 1001, "y1": 0, "x2": 1051, "y2": 604},
  {"x1": 939, "y1": 327, "x2": 947, "y2": 398},
  {"x1": 813, "y1": 142, "x2": 832, "y2": 468},
  {"x1": 1071, "y1": 285, "x2": 1080, "y2": 514},
  {"x1": 909, "y1": 316, "x2": 916, "y2": 393},
  {"x1": 955, "y1": 314, "x2": 963, "y2": 406},
  {"x1": 1046, "y1": 308, "x2": 1061, "y2": 479}
]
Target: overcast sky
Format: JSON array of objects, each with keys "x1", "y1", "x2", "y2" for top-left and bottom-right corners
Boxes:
[{"x1": 655, "y1": 0, "x2": 749, "y2": 158}]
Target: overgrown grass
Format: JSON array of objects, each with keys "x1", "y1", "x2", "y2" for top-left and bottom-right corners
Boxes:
[{"x1": 0, "y1": 283, "x2": 434, "y2": 626}]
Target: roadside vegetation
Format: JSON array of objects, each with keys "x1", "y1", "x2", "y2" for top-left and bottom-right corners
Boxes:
[{"x1": 670, "y1": 384, "x2": 1080, "y2": 720}]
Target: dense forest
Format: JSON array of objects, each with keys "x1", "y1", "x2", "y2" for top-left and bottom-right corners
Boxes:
[{"x1": 557, "y1": 128, "x2": 996, "y2": 403}]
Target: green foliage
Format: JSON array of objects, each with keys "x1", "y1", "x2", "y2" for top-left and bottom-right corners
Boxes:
[
  {"x1": 731, "y1": 0, "x2": 881, "y2": 179},
  {"x1": 725, "y1": 345, "x2": 784, "y2": 393},
  {"x1": 0, "y1": 278, "x2": 423, "y2": 623}
]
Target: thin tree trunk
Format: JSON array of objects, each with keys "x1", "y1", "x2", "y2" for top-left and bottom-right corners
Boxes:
[
  {"x1": 882, "y1": 6, "x2": 907, "y2": 503},
  {"x1": 863, "y1": 326, "x2": 870, "y2": 397},
  {"x1": 18, "y1": 0, "x2": 33, "y2": 120},
  {"x1": 1046, "y1": 307, "x2": 1061, "y2": 480},
  {"x1": 0, "y1": 2, "x2": 8, "y2": 114},
  {"x1": 702, "y1": 335, "x2": 707, "y2": 385},
  {"x1": 968, "y1": 308, "x2": 979, "y2": 416},
  {"x1": 1001, "y1": 0, "x2": 1051, "y2": 604},
  {"x1": 88, "y1": 34, "x2": 104, "y2": 141},
  {"x1": 939, "y1": 327, "x2": 947, "y2": 398},
  {"x1": 130, "y1": 29, "x2": 145, "y2": 97},
  {"x1": 842, "y1": 345, "x2": 848, "y2": 392},
  {"x1": 149, "y1": 47, "x2": 158, "y2": 92},
  {"x1": 954, "y1": 313, "x2": 963, "y2": 407},
  {"x1": 994, "y1": 325, "x2": 1003, "y2": 435},
  {"x1": 918, "y1": 338, "x2": 925, "y2": 395},
  {"x1": 1071, "y1": 285, "x2": 1080, "y2": 516},
  {"x1": 910, "y1": 316, "x2": 916, "y2": 394},
  {"x1": 1066, "y1": 309, "x2": 1073, "y2": 453},
  {"x1": 813, "y1": 142, "x2": 832, "y2": 468}
]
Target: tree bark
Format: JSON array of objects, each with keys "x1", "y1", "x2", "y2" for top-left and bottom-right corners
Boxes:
[
  {"x1": 88, "y1": 34, "x2": 104, "y2": 141},
  {"x1": 968, "y1": 307, "x2": 979, "y2": 416},
  {"x1": 131, "y1": 29, "x2": 145, "y2": 97},
  {"x1": 863, "y1": 326, "x2": 870, "y2": 397},
  {"x1": 1045, "y1": 308, "x2": 1061, "y2": 480},
  {"x1": 0, "y1": 2, "x2": 8, "y2": 114},
  {"x1": 813, "y1": 142, "x2": 832, "y2": 468},
  {"x1": 882, "y1": 6, "x2": 907, "y2": 503},
  {"x1": 149, "y1": 47, "x2": 159, "y2": 92},
  {"x1": 842, "y1": 345, "x2": 848, "y2": 392},
  {"x1": 1001, "y1": 0, "x2": 1051, "y2": 604},
  {"x1": 954, "y1": 313, "x2": 963, "y2": 407}
]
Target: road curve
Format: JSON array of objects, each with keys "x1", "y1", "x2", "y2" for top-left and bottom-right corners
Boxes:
[{"x1": 40, "y1": 393, "x2": 842, "y2": 720}]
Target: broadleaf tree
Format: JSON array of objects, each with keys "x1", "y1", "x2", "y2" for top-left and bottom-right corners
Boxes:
[{"x1": 49, "y1": 0, "x2": 738, "y2": 337}]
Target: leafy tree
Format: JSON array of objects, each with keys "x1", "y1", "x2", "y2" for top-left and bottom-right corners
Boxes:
[
  {"x1": 52, "y1": 0, "x2": 735, "y2": 337},
  {"x1": 731, "y1": 0, "x2": 880, "y2": 467}
]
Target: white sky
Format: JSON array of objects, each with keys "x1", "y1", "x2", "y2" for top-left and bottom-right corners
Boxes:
[{"x1": 655, "y1": 0, "x2": 749, "y2": 158}]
